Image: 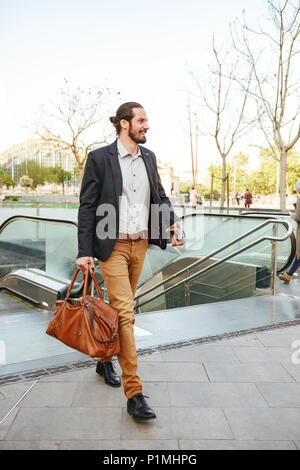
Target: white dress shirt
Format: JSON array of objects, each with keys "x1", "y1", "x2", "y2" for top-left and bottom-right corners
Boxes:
[{"x1": 117, "y1": 139, "x2": 150, "y2": 235}]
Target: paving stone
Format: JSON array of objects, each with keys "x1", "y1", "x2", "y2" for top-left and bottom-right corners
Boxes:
[
  {"x1": 121, "y1": 407, "x2": 233, "y2": 440},
  {"x1": 168, "y1": 382, "x2": 267, "y2": 408},
  {"x1": 141, "y1": 382, "x2": 172, "y2": 407},
  {"x1": 281, "y1": 363, "x2": 300, "y2": 382},
  {"x1": 224, "y1": 408, "x2": 300, "y2": 440},
  {"x1": 72, "y1": 381, "x2": 171, "y2": 408},
  {"x1": 233, "y1": 347, "x2": 294, "y2": 363},
  {"x1": 256, "y1": 383, "x2": 300, "y2": 407},
  {"x1": 61, "y1": 439, "x2": 179, "y2": 450},
  {"x1": 138, "y1": 361, "x2": 208, "y2": 382},
  {"x1": 72, "y1": 382, "x2": 124, "y2": 408},
  {"x1": 20, "y1": 382, "x2": 77, "y2": 408},
  {"x1": 0, "y1": 407, "x2": 19, "y2": 440},
  {"x1": 204, "y1": 362, "x2": 294, "y2": 382},
  {"x1": 179, "y1": 439, "x2": 297, "y2": 450},
  {"x1": 6, "y1": 407, "x2": 122, "y2": 441},
  {"x1": 40, "y1": 370, "x2": 83, "y2": 382},
  {"x1": 256, "y1": 333, "x2": 300, "y2": 348},
  {"x1": 0, "y1": 396, "x2": 20, "y2": 410},
  {"x1": 41, "y1": 363, "x2": 121, "y2": 383},
  {"x1": 0, "y1": 381, "x2": 35, "y2": 399},
  {"x1": 0, "y1": 441, "x2": 61, "y2": 450},
  {"x1": 161, "y1": 345, "x2": 239, "y2": 363},
  {"x1": 139, "y1": 352, "x2": 164, "y2": 362},
  {"x1": 206, "y1": 335, "x2": 263, "y2": 347},
  {"x1": 256, "y1": 325, "x2": 300, "y2": 337}
]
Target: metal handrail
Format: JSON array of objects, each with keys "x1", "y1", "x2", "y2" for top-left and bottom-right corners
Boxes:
[
  {"x1": 134, "y1": 218, "x2": 293, "y2": 310},
  {"x1": 0, "y1": 215, "x2": 78, "y2": 234}
]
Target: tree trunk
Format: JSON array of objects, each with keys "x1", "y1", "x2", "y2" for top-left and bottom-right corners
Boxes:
[
  {"x1": 61, "y1": 167, "x2": 65, "y2": 195},
  {"x1": 79, "y1": 164, "x2": 84, "y2": 190},
  {"x1": 280, "y1": 149, "x2": 287, "y2": 210},
  {"x1": 220, "y1": 155, "x2": 226, "y2": 207}
]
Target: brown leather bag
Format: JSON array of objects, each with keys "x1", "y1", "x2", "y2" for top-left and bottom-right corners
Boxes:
[{"x1": 46, "y1": 265, "x2": 120, "y2": 358}]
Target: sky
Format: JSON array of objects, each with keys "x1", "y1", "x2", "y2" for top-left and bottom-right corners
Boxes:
[{"x1": 0, "y1": 0, "x2": 287, "y2": 176}]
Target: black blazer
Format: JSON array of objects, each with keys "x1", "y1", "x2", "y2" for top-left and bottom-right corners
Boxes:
[{"x1": 77, "y1": 139, "x2": 178, "y2": 261}]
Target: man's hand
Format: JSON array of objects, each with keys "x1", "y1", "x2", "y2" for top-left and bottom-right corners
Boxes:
[
  {"x1": 170, "y1": 221, "x2": 185, "y2": 247},
  {"x1": 76, "y1": 256, "x2": 95, "y2": 272},
  {"x1": 171, "y1": 235, "x2": 185, "y2": 247}
]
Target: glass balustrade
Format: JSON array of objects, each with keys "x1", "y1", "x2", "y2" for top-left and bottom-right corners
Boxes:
[
  {"x1": 0, "y1": 217, "x2": 83, "y2": 286},
  {"x1": 0, "y1": 213, "x2": 295, "y2": 309},
  {"x1": 136, "y1": 213, "x2": 294, "y2": 294},
  {"x1": 136, "y1": 218, "x2": 293, "y2": 313}
]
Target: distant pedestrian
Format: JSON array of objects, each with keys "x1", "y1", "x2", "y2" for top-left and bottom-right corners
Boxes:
[
  {"x1": 278, "y1": 179, "x2": 300, "y2": 284},
  {"x1": 244, "y1": 189, "x2": 253, "y2": 208},
  {"x1": 231, "y1": 189, "x2": 237, "y2": 206},
  {"x1": 189, "y1": 186, "x2": 198, "y2": 207},
  {"x1": 196, "y1": 194, "x2": 203, "y2": 205},
  {"x1": 236, "y1": 190, "x2": 242, "y2": 206}
]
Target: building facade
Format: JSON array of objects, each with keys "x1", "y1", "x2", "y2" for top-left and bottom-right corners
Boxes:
[{"x1": 0, "y1": 137, "x2": 76, "y2": 184}]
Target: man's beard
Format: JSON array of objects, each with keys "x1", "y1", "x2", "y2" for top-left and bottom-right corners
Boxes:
[{"x1": 128, "y1": 123, "x2": 147, "y2": 144}]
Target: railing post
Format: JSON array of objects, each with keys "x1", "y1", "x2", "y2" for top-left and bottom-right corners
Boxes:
[
  {"x1": 271, "y1": 223, "x2": 278, "y2": 295},
  {"x1": 185, "y1": 269, "x2": 191, "y2": 306}
]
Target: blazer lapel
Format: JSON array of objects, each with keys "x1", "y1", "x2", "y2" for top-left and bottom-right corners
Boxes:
[
  {"x1": 108, "y1": 140, "x2": 123, "y2": 203},
  {"x1": 140, "y1": 147, "x2": 160, "y2": 203}
]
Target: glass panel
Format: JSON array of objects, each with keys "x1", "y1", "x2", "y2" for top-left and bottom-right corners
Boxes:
[
  {"x1": 181, "y1": 214, "x2": 293, "y2": 272},
  {"x1": 0, "y1": 219, "x2": 82, "y2": 285},
  {"x1": 189, "y1": 240, "x2": 272, "y2": 306},
  {"x1": 135, "y1": 214, "x2": 293, "y2": 309},
  {"x1": 137, "y1": 224, "x2": 292, "y2": 312},
  {"x1": 138, "y1": 284, "x2": 186, "y2": 313}
]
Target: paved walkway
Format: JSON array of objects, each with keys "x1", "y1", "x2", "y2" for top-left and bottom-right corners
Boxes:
[{"x1": 1, "y1": 323, "x2": 300, "y2": 450}]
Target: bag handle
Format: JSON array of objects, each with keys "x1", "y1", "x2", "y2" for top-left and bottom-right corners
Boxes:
[
  {"x1": 87, "y1": 265, "x2": 103, "y2": 300},
  {"x1": 65, "y1": 267, "x2": 81, "y2": 298},
  {"x1": 82, "y1": 265, "x2": 103, "y2": 301},
  {"x1": 66, "y1": 264, "x2": 103, "y2": 301}
]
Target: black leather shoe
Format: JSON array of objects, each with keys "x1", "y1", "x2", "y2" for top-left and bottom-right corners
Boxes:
[
  {"x1": 127, "y1": 394, "x2": 156, "y2": 420},
  {"x1": 96, "y1": 361, "x2": 121, "y2": 387}
]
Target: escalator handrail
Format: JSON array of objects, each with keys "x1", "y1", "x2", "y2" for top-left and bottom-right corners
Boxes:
[
  {"x1": 0, "y1": 215, "x2": 78, "y2": 234},
  {"x1": 134, "y1": 218, "x2": 293, "y2": 306}
]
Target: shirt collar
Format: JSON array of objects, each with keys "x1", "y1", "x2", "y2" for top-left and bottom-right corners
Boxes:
[{"x1": 117, "y1": 138, "x2": 141, "y2": 159}]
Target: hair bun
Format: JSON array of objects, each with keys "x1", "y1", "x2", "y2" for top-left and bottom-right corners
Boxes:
[{"x1": 109, "y1": 116, "x2": 116, "y2": 124}]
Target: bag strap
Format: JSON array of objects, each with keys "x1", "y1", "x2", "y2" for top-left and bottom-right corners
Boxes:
[
  {"x1": 87, "y1": 265, "x2": 104, "y2": 300},
  {"x1": 65, "y1": 267, "x2": 81, "y2": 298},
  {"x1": 66, "y1": 264, "x2": 103, "y2": 301},
  {"x1": 82, "y1": 265, "x2": 103, "y2": 301}
]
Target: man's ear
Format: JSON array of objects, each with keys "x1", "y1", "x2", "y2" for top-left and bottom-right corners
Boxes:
[{"x1": 120, "y1": 119, "x2": 128, "y2": 131}]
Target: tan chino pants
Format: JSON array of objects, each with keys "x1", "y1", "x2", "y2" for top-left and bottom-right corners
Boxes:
[{"x1": 97, "y1": 239, "x2": 148, "y2": 399}]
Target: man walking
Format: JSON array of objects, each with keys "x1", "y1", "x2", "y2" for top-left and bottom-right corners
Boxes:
[{"x1": 76, "y1": 102, "x2": 184, "y2": 420}]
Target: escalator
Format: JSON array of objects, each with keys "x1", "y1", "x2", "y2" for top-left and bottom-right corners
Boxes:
[
  {"x1": 0, "y1": 211, "x2": 297, "y2": 375},
  {"x1": 0, "y1": 213, "x2": 296, "y2": 308},
  {"x1": 135, "y1": 215, "x2": 295, "y2": 313}
]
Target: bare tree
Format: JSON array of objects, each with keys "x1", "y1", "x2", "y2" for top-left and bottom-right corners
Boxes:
[
  {"x1": 191, "y1": 36, "x2": 252, "y2": 206},
  {"x1": 36, "y1": 80, "x2": 120, "y2": 186},
  {"x1": 231, "y1": 0, "x2": 300, "y2": 209}
]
